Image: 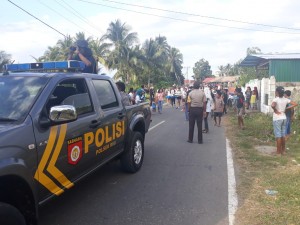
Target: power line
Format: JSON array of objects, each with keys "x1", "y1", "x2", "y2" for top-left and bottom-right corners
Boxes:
[
  {"x1": 37, "y1": 0, "x2": 94, "y2": 36},
  {"x1": 55, "y1": 0, "x2": 104, "y2": 35},
  {"x1": 60, "y1": 0, "x2": 104, "y2": 33},
  {"x1": 77, "y1": 0, "x2": 300, "y2": 35},
  {"x1": 7, "y1": 0, "x2": 66, "y2": 37},
  {"x1": 90, "y1": 0, "x2": 300, "y2": 32}
]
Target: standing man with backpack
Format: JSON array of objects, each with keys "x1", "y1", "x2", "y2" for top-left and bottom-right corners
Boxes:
[{"x1": 236, "y1": 87, "x2": 245, "y2": 129}]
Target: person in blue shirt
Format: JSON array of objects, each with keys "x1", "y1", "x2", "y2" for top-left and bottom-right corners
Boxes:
[
  {"x1": 236, "y1": 87, "x2": 245, "y2": 129},
  {"x1": 284, "y1": 90, "x2": 298, "y2": 140},
  {"x1": 68, "y1": 40, "x2": 97, "y2": 74},
  {"x1": 136, "y1": 85, "x2": 145, "y2": 102}
]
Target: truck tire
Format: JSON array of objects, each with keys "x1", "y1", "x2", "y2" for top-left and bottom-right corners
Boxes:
[
  {"x1": 121, "y1": 132, "x2": 144, "y2": 173},
  {"x1": 0, "y1": 202, "x2": 26, "y2": 225}
]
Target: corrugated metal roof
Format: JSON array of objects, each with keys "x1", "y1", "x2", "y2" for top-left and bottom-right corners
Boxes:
[
  {"x1": 240, "y1": 53, "x2": 300, "y2": 67},
  {"x1": 252, "y1": 53, "x2": 300, "y2": 59}
]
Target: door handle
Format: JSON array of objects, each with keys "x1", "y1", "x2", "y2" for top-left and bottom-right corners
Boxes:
[
  {"x1": 90, "y1": 120, "x2": 101, "y2": 128},
  {"x1": 118, "y1": 113, "x2": 125, "y2": 119}
]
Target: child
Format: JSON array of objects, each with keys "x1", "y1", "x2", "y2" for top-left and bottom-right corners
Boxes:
[
  {"x1": 250, "y1": 90, "x2": 257, "y2": 110},
  {"x1": 213, "y1": 90, "x2": 224, "y2": 127},
  {"x1": 245, "y1": 86, "x2": 251, "y2": 109}
]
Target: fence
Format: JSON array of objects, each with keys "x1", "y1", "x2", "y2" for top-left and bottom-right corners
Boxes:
[{"x1": 245, "y1": 76, "x2": 300, "y2": 115}]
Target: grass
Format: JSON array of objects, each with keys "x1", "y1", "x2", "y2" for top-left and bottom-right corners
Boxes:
[{"x1": 225, "y1": 109, "x2": 300, "y2": 225}]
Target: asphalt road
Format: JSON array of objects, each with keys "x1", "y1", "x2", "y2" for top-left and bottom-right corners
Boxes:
[{"x1": 39, "y1": 104, "x2": 229, "y2": 225}]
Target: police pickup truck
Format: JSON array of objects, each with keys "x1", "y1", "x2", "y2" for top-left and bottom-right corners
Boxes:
[{"x1": 0, "y1": 61, "x2": 151, "y2": 225}]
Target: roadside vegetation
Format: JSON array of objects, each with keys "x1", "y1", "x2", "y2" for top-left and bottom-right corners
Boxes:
[{"x1": 225, "y1": 108, "x2": 300, "y2": 225}]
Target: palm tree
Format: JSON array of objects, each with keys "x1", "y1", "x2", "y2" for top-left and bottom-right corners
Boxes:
[
  {"x1": 57, "y1": 35, "x2": 74, "y2": 59},
  {"x1": 141, "y1": 38, "x2": 164, "y2": 86},
  {"x1": 43, "y1": 46, "x2": 61, "y2": 61},
  {"x1": 167, "y1": 47, "x2": 183, "y2": 85},
  {"x1": 102, "y1": 19, "x2": 139, "y2": 83},
  {"x1": 74, "y1": 32, "x2": 93, "y2": 44},
  {"x1": 89, "y1": 37, "x2": 109, "y2": 62},
  {"x1": 225, "y1": 63, "x2": 232, "y2": 76},
  {"x1": 218, "y1": 65, "x2": 225, "y2": 77},
  {"x1": 103, "y1": 19, "x2": 138, "y2": 47},
  {"x1": 155, "y1": 35, "x2": 170, "y2": 59}
]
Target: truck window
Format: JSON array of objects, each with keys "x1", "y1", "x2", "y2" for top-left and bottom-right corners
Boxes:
[
  {"x1": 0, "y1": 76, "x2": 48, "y2": 122},
  {"x1": 47, "y1": 78, "x2": 93, "y2": 115},
  {"x1": 92, "y1": 80, "x2": 119, "y2": 110}
]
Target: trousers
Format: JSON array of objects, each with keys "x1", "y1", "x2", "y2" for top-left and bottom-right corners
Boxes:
[{"x1": 188, "y1": 107, "x2": 203, "y2": 143}]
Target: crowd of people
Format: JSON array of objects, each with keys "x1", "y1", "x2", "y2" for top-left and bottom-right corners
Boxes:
[
  {"x1": 115, "y1": 80, "x2": 297, "y2": 155},
  {"x1": 63, "y1": 39, "x2": 298, "y2": 156}
]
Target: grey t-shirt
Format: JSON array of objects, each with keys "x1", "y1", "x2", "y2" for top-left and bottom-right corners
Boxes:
[
  {"x1": 189, "y1": 89, "x2": 206, "y2": 107},
  {"x1": 120, "y1": 91, "x2": 131, "y2": 106}
]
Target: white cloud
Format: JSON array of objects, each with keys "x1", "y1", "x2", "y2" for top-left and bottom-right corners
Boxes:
[{"x1": 2, "y1": 0, "x2": 300, "y2": 74}]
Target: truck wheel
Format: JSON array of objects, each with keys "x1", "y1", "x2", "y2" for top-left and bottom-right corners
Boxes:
[
  {"x1": 0, "y1": 202, "x2": 26, "y2": 225},
  {"x1": 121, "y1": 132, "x2": 144, "y2": 173}
]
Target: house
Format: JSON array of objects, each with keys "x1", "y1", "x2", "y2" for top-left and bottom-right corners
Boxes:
[
  {"x1": 184, "y1": 79, "x2": 195, "y2": 87},
  {"x1": 202, "y1": 76, "x2": 239, "y2": 88},
  {"x1": 240, "y1": 53, "x2": 300, "y2": 84},
  {"x1": 241, "y1": 53, "x2": 300, "y2": 114}
]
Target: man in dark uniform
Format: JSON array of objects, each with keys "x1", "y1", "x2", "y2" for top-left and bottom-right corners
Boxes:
[
  {"x1": 187, "y1": 81, "x2": 207, "y2": 144},
  {"x1": 68, "y1": 40, "x2": 97, "y2": 74}
]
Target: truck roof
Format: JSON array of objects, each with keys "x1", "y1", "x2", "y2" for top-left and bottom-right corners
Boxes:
[
  {"x1": 2, "y1": 60, "x2": 111, "y2": 80},
  {"x1": 3, "y1": 72, "x2": 111, "y2": 80}
]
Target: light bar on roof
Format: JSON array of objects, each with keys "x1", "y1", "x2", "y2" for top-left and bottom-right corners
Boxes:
[{"x1": 3, "y1": 60, "x2": 85, "y2": 72}]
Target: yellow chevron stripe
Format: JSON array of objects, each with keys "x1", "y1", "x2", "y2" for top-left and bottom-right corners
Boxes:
[
  {"x1": 47, "y1": 124, "x2": 74, "y2": 189},
  {"x1": 34, "y1": 126, "x2": 64, "y2": 195}
]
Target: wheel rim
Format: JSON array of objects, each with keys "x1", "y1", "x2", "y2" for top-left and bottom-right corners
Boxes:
[{"x1": 134, "y1": 139, "x2": 143, "y2": 165}]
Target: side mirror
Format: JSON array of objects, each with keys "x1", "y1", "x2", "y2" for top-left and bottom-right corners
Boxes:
[{"x1": 49, "y1": 105, "x2": 77, "y2": 123}]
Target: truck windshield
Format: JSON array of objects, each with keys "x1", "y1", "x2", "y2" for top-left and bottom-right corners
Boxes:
[{"x1": 0, "y1": 76, "x2": 48, "y2": 122}]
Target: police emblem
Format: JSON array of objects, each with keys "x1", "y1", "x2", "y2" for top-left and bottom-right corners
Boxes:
[{"x1": 67, "y1": 139, "x2": 83, "y2": 165}]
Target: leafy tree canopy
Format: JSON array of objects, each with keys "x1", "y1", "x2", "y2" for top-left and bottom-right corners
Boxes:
[{"x1": 192, "y1": 59, "x2": 212, "y2": 81}]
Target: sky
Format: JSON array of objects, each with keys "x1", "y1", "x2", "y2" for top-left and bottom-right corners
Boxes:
[{"x1": 1, "y1": 0, "x2": 300, "y2": 78}]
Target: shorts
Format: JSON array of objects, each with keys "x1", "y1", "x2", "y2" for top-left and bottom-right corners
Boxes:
[
  {"x1": 273, "y1": 119, "x2": 286, "y2": 138},
  {"x1": 214, "y1": 112, "x2": 223, "y2": 117},
  {"x1": 237, "y1": 107, "x2": 244, "y2": 116}
]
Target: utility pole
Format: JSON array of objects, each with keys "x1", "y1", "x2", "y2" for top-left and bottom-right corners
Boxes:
[{"x1": 183, "y1": 66, "x2": 190, "y2": 80}]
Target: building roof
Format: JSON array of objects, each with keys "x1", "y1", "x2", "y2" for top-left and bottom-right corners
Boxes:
[
  {"x1": 240, "y1": 53, "x2": 300, "y2": 67},
  {"x1": 202, "y1": 77, "x2": 215, "y2": 83},
  {"x1": 204, "y1": 76, "x2": 239, "y2": 83}
]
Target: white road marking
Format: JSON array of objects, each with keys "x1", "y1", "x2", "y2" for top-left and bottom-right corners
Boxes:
[
  {"x1": 149, "y1": 121, "x2": 165, "y2": 131},
  {"x1": 226, "y1": 138, "x2": 238, "y2": 225}
]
